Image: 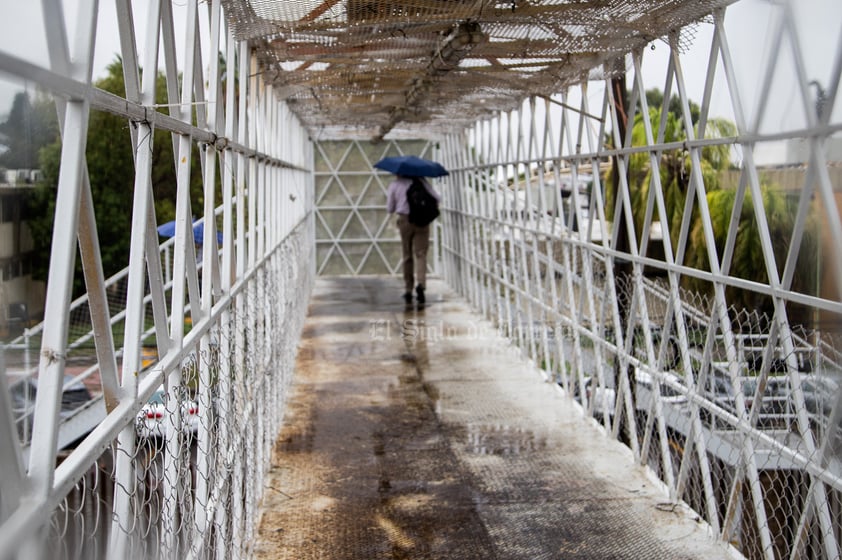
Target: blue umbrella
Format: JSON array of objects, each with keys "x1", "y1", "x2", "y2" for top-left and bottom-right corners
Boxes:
[
  {"x1": 373, "y1": 155, "x2": 449, "y2": 178},
  {"x1": 157, "y1": 220, "x2": 223, "y2": 245}
]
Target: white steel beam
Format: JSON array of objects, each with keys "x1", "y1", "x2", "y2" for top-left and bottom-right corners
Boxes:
[
  {"x1": 0, "y1": 0, "x2": 314, "y2": 556},
  {"x1": 0, "y1": 358, "x2": 25, "y2": 525},
  {"x1": 28, "y1": 0, "x2": 98, "y2": 500}
]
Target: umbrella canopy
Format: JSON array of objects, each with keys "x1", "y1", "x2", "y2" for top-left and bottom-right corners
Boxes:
[
  {"x1": 157, "y1": 220, "x2": 223, "y2": 245},
  {"x1": 373, "y1": 155, "x2": 449, "y2": 178}
]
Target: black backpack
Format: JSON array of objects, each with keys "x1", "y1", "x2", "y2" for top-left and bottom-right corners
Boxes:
[{"x1": 407, "y1": 178, "x2": 440, "y2": 227}]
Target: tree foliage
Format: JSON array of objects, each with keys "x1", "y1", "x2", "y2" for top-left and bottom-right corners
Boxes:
[
  {"x1": 0, "y1": 91, "x2": 58, "y2": 170},
  {"x1": 23, "y1": 58, "x2": 205, "y2": 296},
  {"x1": 605, "y1": 97, "x2": 735, "y2": 242},
  {"x1": 603, "y1": 88, "x2": 817, "y2": 321},
  {"x1": 685, "y1": 185, "x2": 818, "y2": 317}
]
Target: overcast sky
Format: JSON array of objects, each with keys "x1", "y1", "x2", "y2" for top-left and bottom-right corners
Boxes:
[{"x1": 0, "y1": 0, "x2": 839, "y2": 138}]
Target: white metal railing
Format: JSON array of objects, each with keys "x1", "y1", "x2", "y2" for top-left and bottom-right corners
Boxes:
[
  {"x1": 6, "y1": 208, "x2": 238, "y2": 452},
  {"x1": 439, "y1": 3, "x2": 842, "y2": 559},
  {"x1": 1, "y1": 1, "x2": 840, "y2": 560},
  {"x1": 0, "y1": 1, "x2": 316, "y2": 558}
]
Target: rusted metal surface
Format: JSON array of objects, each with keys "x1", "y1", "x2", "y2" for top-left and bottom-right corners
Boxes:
[
  {"x1": 220, "y1": 0, "x2": 736, "y2": 140},
  {"x1": 254, "y1": 277, "x2": 736, "y2": 559}
]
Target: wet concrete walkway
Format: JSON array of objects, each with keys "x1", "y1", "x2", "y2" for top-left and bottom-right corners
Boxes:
[{"x1": 254, "y1": 277, "x2": 735, "y2": 559}]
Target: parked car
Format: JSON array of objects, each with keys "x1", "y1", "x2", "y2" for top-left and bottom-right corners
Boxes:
[{"x1": 136, "y1": 387, "x2": 200, "y2": 439}]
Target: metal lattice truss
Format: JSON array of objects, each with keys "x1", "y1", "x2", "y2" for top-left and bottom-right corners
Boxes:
[
  {"x1": 438, "y1": 3, "x2": 842, "y2": 559},
  {"x1": 220, "y1": 0, "x2": 735, "y2": 140},
  {"x1": 313, "y1": 139, "x2": 440, "y2": 275},
  {"x1": 0, "y1": 0, "x2": 841, "y2": 559},
  {"x1": 0, "y1": 0, "x2": 314, "y2": 557}
]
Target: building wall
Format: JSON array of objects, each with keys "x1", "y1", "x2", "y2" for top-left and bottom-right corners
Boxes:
[
  {"x1": 0, "y1": 180, "x2": 44, "y2": 337},
  {"x1": 720, "y1": 165, "x2": 842, "y2": 192}
]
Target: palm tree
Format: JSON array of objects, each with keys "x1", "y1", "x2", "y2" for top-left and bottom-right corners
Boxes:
[
  {"x1": 609, "y1": 105, "x2": 736, "y2": 249},
  {"x1": 685, "y1": 185, "x2": 818, "y2": 320},
  {"x1": 603, "y1": 91, "x2": 817, "y2": 322}
]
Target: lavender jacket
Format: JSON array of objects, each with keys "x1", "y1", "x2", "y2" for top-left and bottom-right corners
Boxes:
[{"x1": 386, "y1": 177, "x2": 441, "y2": 215}]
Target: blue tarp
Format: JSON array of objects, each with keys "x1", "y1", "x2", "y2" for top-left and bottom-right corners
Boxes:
[{"x1": 157, "y1": 220, "x2": 223, "y2": 245}]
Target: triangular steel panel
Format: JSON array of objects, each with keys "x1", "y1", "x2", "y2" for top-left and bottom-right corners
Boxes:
[{"x1": 319, "y1": 209, "x2": 353, "y2": 239}]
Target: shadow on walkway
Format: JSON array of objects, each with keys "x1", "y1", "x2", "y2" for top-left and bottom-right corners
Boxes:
[{"x1": 255, "y1": 277, "x2": 735, "y2": 559}]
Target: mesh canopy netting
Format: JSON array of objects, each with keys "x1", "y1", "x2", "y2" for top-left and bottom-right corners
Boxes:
[{"x1": 220, "y1": 0, "x2": 735, "y2": 140}]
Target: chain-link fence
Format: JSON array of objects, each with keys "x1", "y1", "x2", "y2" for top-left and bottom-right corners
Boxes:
[
  {"x1": 439, "y1": 29, "x2": 842, "y2": 554},
  {"x1": 442, "y1": 178, "x2": 842, "y2": 558},
  {"x1": 2, "y1": 219, "x2": 313, "y2": 559}
]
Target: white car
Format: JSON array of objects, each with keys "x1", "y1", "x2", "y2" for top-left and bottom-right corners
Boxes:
[{"x1": 137, "y1": 387, "x2": 200, "y2": 439}]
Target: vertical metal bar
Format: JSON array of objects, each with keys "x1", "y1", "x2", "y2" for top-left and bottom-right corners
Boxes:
[
  {"x1": 506, "y1": 109, "x2": 518, "y2": 339},
  {"x1": 190, "y1": 2, "x2": 222, "y2": 554},
  {"x1": 463, "y1": 127, "x2": 478, "y2": 309},
  {"x1": 28, "y1": 0, "x2": 97, "y2": 500},
  {"x1": 213, "y1": 19, "x2": 238, "y2": 560},
  {"x1": 231, "y1": 39, "x2": 250, "y2": 556},
  {"x1": 0, "y1": 355, "x2": 24, "y2": 525},
  {"x1": 441, "y1": 134, "x2": 457, "y2": 289},
  {"x1": 481, "y1": 121, "x2": 496, "y2": 320},
  {"x1": 243, "y1": 50, "x2": 261, "y2": 551},
  {"x1": 522, "y1": 98, "x2": 539, "y2": 364},
  {"x1": 464, "y1": 126, "x2": 477, "y2": 307},
  {"x1": 545, "y1": 100, "x2": 568, "y2": 388},
  {"x1": 163, "y1": 2, "x2": 200, "y2": 555}
]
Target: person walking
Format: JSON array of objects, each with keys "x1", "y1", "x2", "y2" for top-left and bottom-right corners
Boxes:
[{"x1": 386, "y1": 175, "x2": 441, "y2": 304}]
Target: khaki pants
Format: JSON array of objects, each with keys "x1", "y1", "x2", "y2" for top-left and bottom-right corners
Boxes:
[{"x1": 396, "y1": 214, "x2": 430, "y2": 292}]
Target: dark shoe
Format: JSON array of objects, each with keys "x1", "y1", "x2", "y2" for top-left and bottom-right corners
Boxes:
[
  {"x1": 415, "y1": 284, "x2": 425, "y2": 304},
  {"x1": 402, "y1": 292, "x2": 413, "y2": 304}
]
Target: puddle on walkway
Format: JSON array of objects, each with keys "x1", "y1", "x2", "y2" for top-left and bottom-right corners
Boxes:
[
  {"x1": 257, "y1": 305, "x2": 500, "y2": 558},
  {"x1": 255, "y1": 278, "x2": 733, "y2": 560}
]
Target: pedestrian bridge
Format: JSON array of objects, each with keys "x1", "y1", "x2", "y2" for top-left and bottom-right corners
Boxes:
[
  {"x1": 1, "y1": 0, "x2": 841, "y2": 559},
  {"x1": 252, "y1": 276, "x2": 734, "y2": 559}
]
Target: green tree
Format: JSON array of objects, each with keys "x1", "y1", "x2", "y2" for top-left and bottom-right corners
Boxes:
[
  {"x1": 685, "y1": 185, "x2": 818, "y2": 319},
  {"x1": 26, "y1": 58, "x2": 206, "y2": 295},
  {"x1": 644, "y1": 88, "x2": 700, "y2": 126},
  {"x1": 604, "y1": 101, "x2": 736, "y2": 248},
  {"x1": 0, "y1": 90, "x2": 59, "y2": 170},
  {"x1": 602, "y1": 89, "x2": 817, "y2": 321}
]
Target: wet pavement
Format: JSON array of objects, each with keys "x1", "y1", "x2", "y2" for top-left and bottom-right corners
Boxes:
[{"x1": 254, "y1": 277, "x2": 735, "y2": 560}]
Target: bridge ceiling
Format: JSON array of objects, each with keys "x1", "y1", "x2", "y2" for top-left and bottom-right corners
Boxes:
[{"x1": 221, "y1": 0, "x2": 737, "y2": 141}]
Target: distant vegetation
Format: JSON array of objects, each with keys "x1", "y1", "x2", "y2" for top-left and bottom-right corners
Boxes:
[
  {"x1": 604, "y1": 89, "x2": 818, "y2": 321},
  {"x1": 0, "y1": 58, "x2": 205, "y2": 297}
]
